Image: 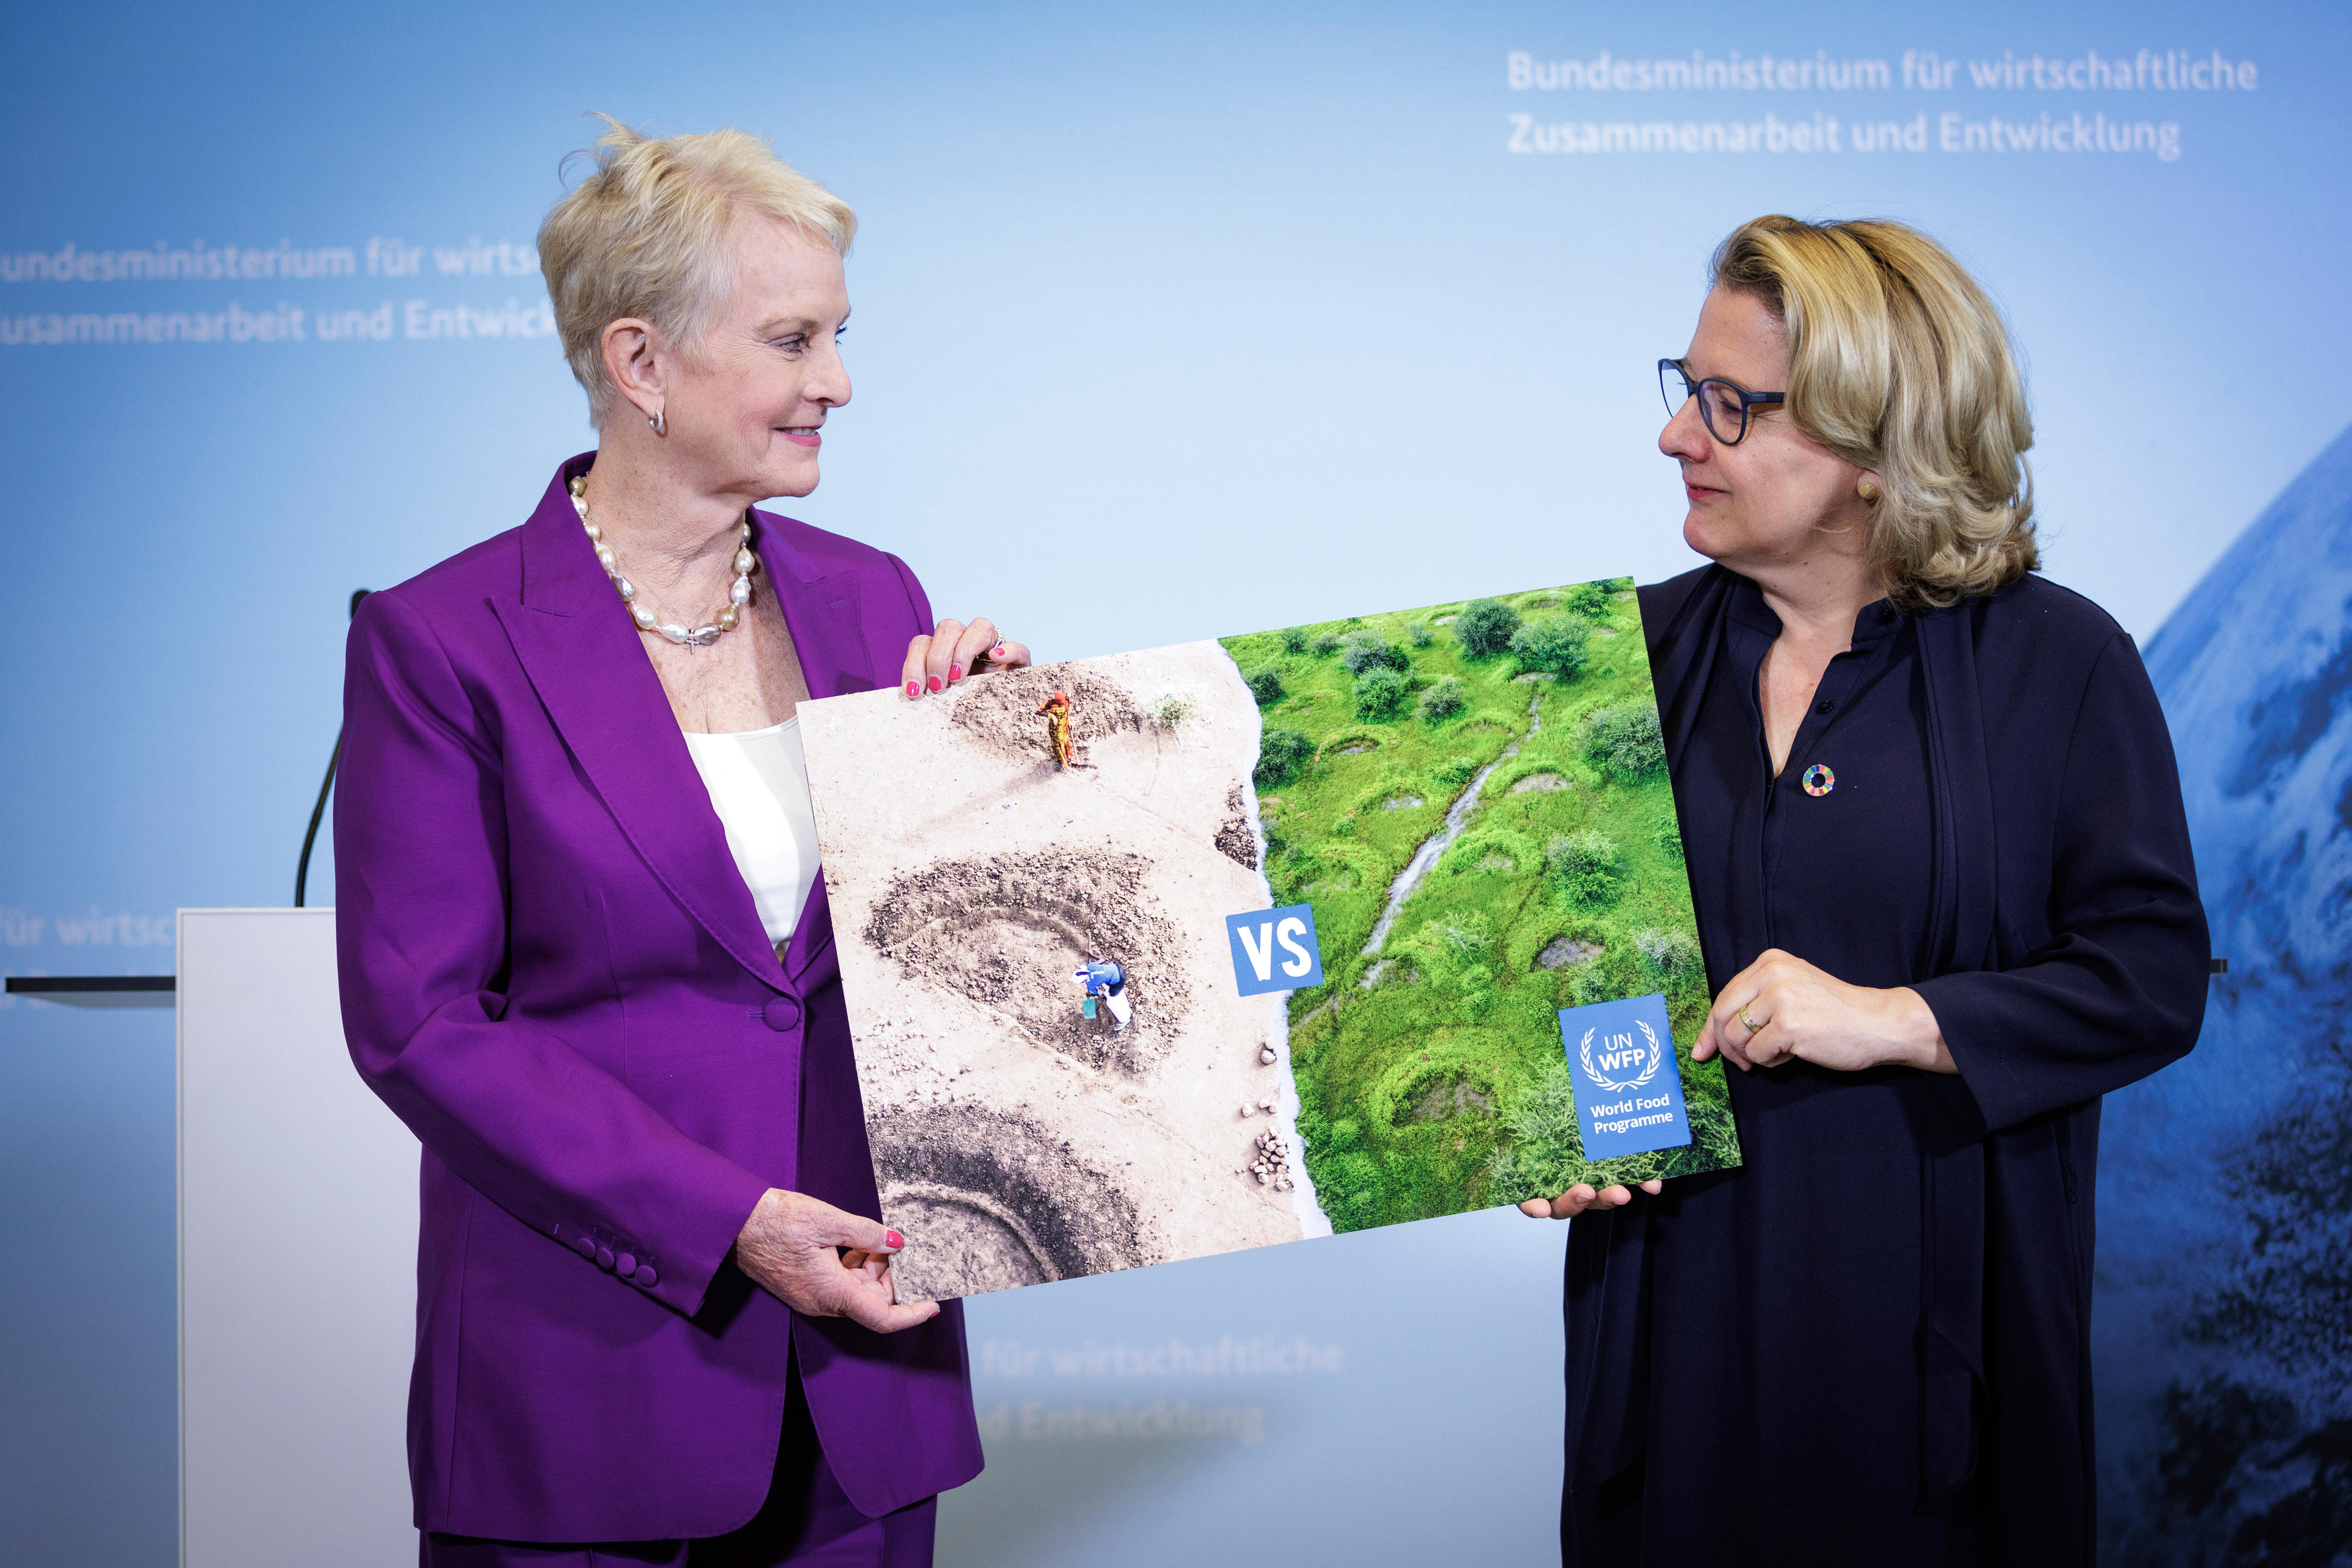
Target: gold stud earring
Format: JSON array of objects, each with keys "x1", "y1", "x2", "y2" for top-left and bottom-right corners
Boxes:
[{"x1": 1857, "y1": 478, "x2": 1880, "y2": 503}]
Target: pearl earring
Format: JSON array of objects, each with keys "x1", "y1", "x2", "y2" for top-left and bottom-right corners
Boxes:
[{"x1": 1857, "y1": 478, "x2": 1880, "y2": 503}]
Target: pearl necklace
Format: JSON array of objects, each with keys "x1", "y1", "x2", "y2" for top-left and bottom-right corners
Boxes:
[{"x1": 568, "y1": 474, "x2": 756, "y2": 648}]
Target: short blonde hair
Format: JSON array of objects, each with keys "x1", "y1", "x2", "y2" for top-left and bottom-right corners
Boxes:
[
  {"x1": 1711, "y1": 216, "x2": 2037, "y2": 607},
  {"x1": 539, "y1": 116, "x2": 856, "y2": 418}
]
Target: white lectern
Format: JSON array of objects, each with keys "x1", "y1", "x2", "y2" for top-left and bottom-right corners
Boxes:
[{"x1": 178, "y1": 909, "x2": 416, "y2": 1568}]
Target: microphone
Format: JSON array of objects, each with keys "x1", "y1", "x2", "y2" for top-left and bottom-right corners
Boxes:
[{"x1": 294, "y1": 589, "x2": 371, "y2": 908}]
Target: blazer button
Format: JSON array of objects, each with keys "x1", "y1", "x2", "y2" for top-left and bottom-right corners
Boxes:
[
  {"x1": 572, "y1": 1235, "x2": 597, "y2": 1258},
  {"x1": 763, "y1": 995, "x2": 803, "y2": 1032},
  {"x1": 596, "y1": 1248, "x2": 615, "y2": 1271},
  {"x1": 615, "y1": 1253, "x2": 637, "y2": 1276},
  {"x1": 634, "y1": 1266, "x2": 660, "y2": 1288}
]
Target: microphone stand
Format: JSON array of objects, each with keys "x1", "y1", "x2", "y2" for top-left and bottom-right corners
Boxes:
[{"x1": 294, "y1": 589, "x2": 370, "y2": 908}]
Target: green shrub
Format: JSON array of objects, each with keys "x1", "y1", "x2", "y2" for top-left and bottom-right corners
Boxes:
[
  {"x1": 1244, "y1": 666, "x2": 1285, "y2": 706},
  {"x1": 1434, "y1": 754, "x2": 1482, "y2": 785},
  {"x1": 1418, "y1": 676, "x2": 1468, "y2": 721},
  {"x1": 1353, "y1": 666, "x2": 1409, "y2": 720},
  {"x1": 1453, "y1": 597, "x2": 1521, "y2": 658},
  {"x1": 1584, "y1": 703, "x2": 1666, "y2": 778},
  {"x1": 1338, "y1": 629, "x2": 1406, "y2": 675},
  {"x1": 1485, "y1": 1059, "x2": 1585, "y2": 1205},
  {"x1": 1254, "y1": 727, "x2": 1314, "y2": 787},
  {"x1": 1310, "y1": 631, "x2": 1343, "y2": 656},
  {"x1": 1278, "y1": 626, "x2": 1309, "y2": 654},
  {"x1": 1634, "y1": 928, "x2": 1702, "y2": 981},
  {"x1": 1419, "y1": 911, "x2": 1492, "y2": 964},
  {"x1": 1510, "y1": 616, "x2": 1591, "y2": 678},
  {"x1": 1563, "y1": 581, "x2": 1611, "y2": 619},
  {"x1": 1151, "y1": 690, "x2": 1198, "y2": 728},
  {"x1": 1405, "y1": 620, "x2": 1434, "y2": 648},
  {"x1": 1545, "y1": 829, "x2": 1622, "y2": 907},
  {"x1": 1412, "y1": 912, "x2": 1496, "y2": 1018},
  {"x1": 1653, "y1": 813, "x2": 1685, "y2": 863}
]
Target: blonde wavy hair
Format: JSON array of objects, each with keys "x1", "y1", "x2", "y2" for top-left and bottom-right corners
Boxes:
[
  {"x1": 1711, "y1": 215, "x2": 2037, "y2": 607},
  {"x1": 539, "y1": 116, "x2": 857, "y2": 420}
]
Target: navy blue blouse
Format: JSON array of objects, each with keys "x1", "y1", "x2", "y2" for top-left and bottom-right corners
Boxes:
[
  {"x1": 1562, "y1": 567, "x2": 2210, "y2": 1568},
  {"x1": 1684, "y1": 583, "x2": 1935, "y2": 990}
]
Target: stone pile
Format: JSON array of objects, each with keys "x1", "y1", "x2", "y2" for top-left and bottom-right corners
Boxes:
[{"x1": 1248, "y1": 1126, "x2": 1294, "y2": 1192}]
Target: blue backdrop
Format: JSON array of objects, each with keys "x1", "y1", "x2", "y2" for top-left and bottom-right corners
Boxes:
[{"x1": 5, "y1": 2, "x2": 2348, "y2": 1562}]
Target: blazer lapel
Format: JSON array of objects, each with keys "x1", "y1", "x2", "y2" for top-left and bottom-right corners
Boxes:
[
  {"x1": 781, "y1": 873, "x2": 841, "y2": 997},
  {"x1": 495, "y1": 458, "x2": 788, "y2": 993},
  {"x1": 753, "y1": 509, "x2": 873, "y2": 701}
]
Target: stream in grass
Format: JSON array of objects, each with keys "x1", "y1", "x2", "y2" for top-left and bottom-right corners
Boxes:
[{"x1": 1359, "y1": 686, "x2": 1546, "y2": 961}]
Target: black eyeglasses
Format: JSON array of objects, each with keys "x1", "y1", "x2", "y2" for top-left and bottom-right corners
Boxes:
[{"x1": 1659, "y1": 359, "x2": 1784, "y2": 446}]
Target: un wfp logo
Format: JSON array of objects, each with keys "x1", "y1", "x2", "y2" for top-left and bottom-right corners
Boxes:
[{"x1": 1579, "y1": 1019, "x2": 1663, "y2": 1094}]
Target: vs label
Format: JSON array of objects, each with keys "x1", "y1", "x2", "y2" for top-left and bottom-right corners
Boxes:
[
  {"x1": 1558, "y1": 992, "x2": 1692, "y2": 1160},
  {"x1": 1224, "y1": 904, "x2": 1325, "y2": 996}
]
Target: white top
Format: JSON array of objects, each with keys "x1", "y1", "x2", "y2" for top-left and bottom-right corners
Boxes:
[{"x1": 681, "y1": 716, "x2": 822, "y2": 948}]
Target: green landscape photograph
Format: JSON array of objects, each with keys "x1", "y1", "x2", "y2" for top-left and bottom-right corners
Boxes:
[{"x1": 1219, "y1": 579, "x2": 1740, "y2": 1234}]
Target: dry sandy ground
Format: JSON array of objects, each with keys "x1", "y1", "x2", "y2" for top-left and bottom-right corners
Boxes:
[{"x1": 798, "y1": 644, "x2": 1322, "y2": 1303}]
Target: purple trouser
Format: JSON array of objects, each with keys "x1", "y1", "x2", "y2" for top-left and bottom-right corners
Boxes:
[{"x1": 420, "y1": 1367, "x2": 937, "y2": 1568}]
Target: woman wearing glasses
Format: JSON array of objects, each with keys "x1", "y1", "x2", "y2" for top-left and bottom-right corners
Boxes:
[{"x1": 1524, "y1": 216, "x2": 2209, "y2": 1566}]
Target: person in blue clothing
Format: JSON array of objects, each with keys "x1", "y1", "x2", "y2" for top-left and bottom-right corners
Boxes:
[
  {"x1": 1524, "y1": 215, "x2": 2208, "y2": 1567},
  {"x1": 1070, "y1": 959, "x2": 1131, "y2": 1031}
]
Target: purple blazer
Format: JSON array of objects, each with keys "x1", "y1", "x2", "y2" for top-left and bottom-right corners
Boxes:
[{"x1": 335, "y1": 454, "x2": 984, "y2": 1542}]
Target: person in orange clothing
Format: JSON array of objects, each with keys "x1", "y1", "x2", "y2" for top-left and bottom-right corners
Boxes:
[{"x1": 1035, "y1": 690, "x2": 1073, "y2": 768}]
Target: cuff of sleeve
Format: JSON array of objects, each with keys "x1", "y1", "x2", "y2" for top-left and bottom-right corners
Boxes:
[
  {"x1": 1909, "y1": 974, "x2": 2014, "y2": 1135},
  {"x1": 560, "y1": 1161, "x2": 772, "y2": 1319},
  {"x1": 664, "y1": 1161, "x2": 775, "y2": 1318}
]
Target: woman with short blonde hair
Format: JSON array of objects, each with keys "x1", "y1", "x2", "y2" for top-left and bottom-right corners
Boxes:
[
  {"x1": 1525, "y1": 216, "x2": 2208, "y2": 1565},
  {"x1": 339, "y1": 118, "x2": 1023, "y2": 1566},
  {"x1": 539, "y1": 118, "x2": 858, "y2": 417}
]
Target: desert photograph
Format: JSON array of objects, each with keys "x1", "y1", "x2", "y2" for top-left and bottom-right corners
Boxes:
[{"x1": 798, "y1": 646, "x2": 1327, "y2": 1303}]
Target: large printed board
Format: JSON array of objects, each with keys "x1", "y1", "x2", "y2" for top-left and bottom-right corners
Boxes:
[{"x1": 797, "y1": 579, "x2": 1740, "y2": 1302}]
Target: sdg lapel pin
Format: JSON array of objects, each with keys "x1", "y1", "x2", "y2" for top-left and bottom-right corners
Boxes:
[
  {"x1": 1559, "y1": 992, "x2": 1692, "y2": 1160},
  {"x1": 1225, "y1": 904, "x2": 1324, "y2": 996}
]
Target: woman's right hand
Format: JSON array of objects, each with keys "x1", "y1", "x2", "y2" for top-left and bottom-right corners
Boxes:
[
  {"x1": 1517, "y1": 1178, "x2": 1665, "y2": 1220},
  {"x1": 733, "y1": 1188, "x2": 941, "y2": 1332}
]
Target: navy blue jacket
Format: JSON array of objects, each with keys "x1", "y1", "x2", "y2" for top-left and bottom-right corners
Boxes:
[{"x1": 1562, "y1": 566, "x2": 2209, "y2": 1566}]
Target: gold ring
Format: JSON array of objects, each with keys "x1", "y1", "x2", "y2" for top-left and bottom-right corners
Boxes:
[{"x1": 1737, "y1": 1005, "x2": 1760, "y2": 1032}]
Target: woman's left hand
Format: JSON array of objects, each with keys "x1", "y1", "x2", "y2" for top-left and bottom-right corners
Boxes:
[
  {"x1": 1517, "y1": 1179, "x2": 1665, "y2": 1221},
  {"x1": 901, "y1": 617, "x2": 1032, "y2": 698},
  {"x1": 1696, "y1": 948, "x2": 1956, "y2": 1075}
]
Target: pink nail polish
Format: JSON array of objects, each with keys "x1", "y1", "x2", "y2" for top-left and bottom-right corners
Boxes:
[
  {"x1": 906, "y1": 681, "x2": 920, "y2": 698},
  {"x1": 884, "y1": 1229, "x2": 904, "y2": 1249},
  {"x1": 948, "y1": 664, "x2": 963, "y2": 682},
  {"x1": 927, "y1": 674, "x2": 943, "y2": 693}
]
